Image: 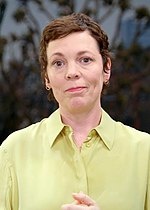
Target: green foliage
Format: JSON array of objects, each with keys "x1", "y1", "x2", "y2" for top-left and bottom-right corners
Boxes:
[
  {"x1": 13, "y1": 8, "x2": 26, "y2": 22},
  {"x1": 0, "y1": 0, "x2": 7, "y2": 25},
  {"x1": 0, "y1": 36, "x2": 7, "y2": 62},
  {"x1": 30, "y1": 0, "x2": 42, "y2": 6},
  {"x1": 102, "y1": 0, "x2": 114, "y2": 6},
  {"x1": 135, "y1": 7, "x2": 150, "y2": 20},
  {"x1": 118, "y1": 0, "x2": 130, "y2": 11}
]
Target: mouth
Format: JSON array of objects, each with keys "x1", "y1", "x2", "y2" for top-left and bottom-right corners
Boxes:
[{"x1": 65, "y1": 86, "x2": 87, "y2": 93}]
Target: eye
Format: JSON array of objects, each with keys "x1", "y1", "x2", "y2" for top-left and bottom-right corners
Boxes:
[
  {"x1": 80, "y1": 57, "x2": 93, "y2": 64},
  {"x1": 52, "y1": 60, "x2": 65, "y2": 68}
]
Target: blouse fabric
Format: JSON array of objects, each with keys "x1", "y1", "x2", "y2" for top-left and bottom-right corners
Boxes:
[{"x1": 0, "y1": 109, "x2": 150, "y2": 210}]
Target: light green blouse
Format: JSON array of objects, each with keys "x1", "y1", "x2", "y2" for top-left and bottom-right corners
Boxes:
[{"x1": 0, "y1": 109, "x2": 150, "y2": 210}]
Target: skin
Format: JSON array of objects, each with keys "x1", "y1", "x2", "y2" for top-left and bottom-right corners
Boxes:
[
  {"x1": 45, "y1": 31, "x2": 111, "y2": 117},
  {"x1": 45, "y1": 30, "x2": 111, "y2": 209},
  {"x1": 61, "y1": 192, "x2": 100, "y2": 210},
  {"x1": 45, "y1": 31, "x2": 111, "y2": 145}
]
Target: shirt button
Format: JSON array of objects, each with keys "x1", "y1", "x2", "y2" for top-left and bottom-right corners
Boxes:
[{"x1": 86, "y1": 142, "x2": 91, "y2": 148}]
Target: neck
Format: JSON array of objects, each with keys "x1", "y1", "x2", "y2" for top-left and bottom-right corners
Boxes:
[{"x1": 60, "y1": 106, "x2": 102, "y2": 147}]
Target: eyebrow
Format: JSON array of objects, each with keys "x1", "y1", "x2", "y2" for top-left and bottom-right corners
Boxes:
[
  {"x1": 49, "y1": 52, "x2": 64, "y2": 58},
  {"x1": 77, "y1": 51, "x2": 94, "y2": 56},
  {"x1": 49, "y1": 51, "x2": 95, "y2": 59}
]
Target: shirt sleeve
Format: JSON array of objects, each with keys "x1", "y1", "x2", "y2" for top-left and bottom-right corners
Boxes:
[
  {"x1": 145, "y1": 153, "x2": 150, "y2": 210},
  {"x1": 0, "y1": 146, "x2": 18, "y2": 210},
  {"x1": 144, "y1": 143, "x2": 150, "y2": 210},
  {"x1": 146, "y1": 183, "x2": 150, "y2": 210}
]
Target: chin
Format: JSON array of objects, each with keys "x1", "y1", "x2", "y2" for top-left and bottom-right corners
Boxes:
[{"x1": 68, "y1": 100, "x2": 89, "y2": 113}]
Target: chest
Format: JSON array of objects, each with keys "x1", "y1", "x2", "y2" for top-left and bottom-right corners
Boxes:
[{"x1": 16, "y1": 144, "x2": 147, "y2": 210}]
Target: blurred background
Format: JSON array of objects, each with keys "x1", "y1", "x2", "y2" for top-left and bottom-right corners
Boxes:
[{"x1": 0, "y1": 0, "x2": 150, "y2": 143}]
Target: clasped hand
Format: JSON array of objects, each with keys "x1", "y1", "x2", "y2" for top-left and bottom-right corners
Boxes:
[{"x1": 61, "y1": 192, "x2": 100, "y2": 210}]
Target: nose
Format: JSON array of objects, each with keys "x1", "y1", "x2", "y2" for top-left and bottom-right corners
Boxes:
[{"x1": 65, "y1": 62, "x2": 81, "y2": 80}]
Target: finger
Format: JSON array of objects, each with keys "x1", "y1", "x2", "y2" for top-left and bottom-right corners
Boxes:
[
  {"x1": 72, "y1": 192, "x2": 96, "y2": 206},
  {"x1": 61, "y1": 203, "x2": 86, "y2": 210}
]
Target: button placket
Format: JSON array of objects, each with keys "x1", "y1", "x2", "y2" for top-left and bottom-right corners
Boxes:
[
  {"x1": 86, "y1": 142, "x2": 91, "y2": 148},
  {"x1": 73, "y1": 151, "x2": 88, "y2": 193}
]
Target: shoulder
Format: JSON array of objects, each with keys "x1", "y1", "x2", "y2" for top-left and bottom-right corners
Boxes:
[
  {"x1": 101, "y1": 108, "x2": 150, "y2": 146},
  {"x1": 116, "y1": 121, "x2": 150, "y2": 139},
  {"x1": 115, "y1": 121, "x2": 150, "y2": 150},
  {"x1": 0, "y1": 108, "x2": 61, "y2": 154},
  {"x1": 0, "y1": 117, "x2": 48, "y2": 152}
]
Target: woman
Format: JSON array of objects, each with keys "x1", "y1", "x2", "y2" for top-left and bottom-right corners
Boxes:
[{"x1": 0, "y1": 13, "x2": 150, "y2": 210}]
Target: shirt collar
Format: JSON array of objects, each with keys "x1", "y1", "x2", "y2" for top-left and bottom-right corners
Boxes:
[
  {"x1": 45, "y1": 109, "x2": 65, "y2": 148},
  {"x1": 95, "y1": 109, "x2": 116, "y2": 150},
  {"x1": 46, "y1": 108, "x2": 116, "y2": 150}
]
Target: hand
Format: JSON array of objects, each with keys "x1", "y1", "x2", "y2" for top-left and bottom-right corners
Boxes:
[{"x1": 61, "y1": 192, "x2": 100, "y2": 210}]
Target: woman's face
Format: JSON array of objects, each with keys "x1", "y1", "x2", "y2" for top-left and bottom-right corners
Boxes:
[{"x1": 45, "y1": 31, "x2": 111, "y2": 113}]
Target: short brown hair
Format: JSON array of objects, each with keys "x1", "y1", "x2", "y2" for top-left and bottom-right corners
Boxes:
[{"x1": 39, "y1": 13, "x2": 111, "y2": 100}]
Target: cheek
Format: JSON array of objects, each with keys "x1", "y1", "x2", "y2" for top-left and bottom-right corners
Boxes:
[
  {"x1": 47, "y1": 72, "x2": 58, "y2": 87},
  {"x1": 49, "y1": 76, "x2": 64, "y2": 91},
  {"x1": 92, "y1": 74, "x2": 104, "y2": 92},
  {"x1": 91, "y1": 71, "x2": 104, "y2": 84}
]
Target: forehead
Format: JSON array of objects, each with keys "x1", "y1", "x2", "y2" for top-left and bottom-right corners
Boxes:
[{"x1": 46, "y1": 31, "x2": 99, "y2": 56}]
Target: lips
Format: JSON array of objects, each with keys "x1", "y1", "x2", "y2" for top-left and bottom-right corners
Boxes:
[{"x1": 65, "y1": 86, "x2": 86, "y2": 92}]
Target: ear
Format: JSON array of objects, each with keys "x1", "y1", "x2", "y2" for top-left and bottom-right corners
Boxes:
[
  {"x1": 44, "y1": 72, "x2": 51, "y2": 89},
  {"x1": 103, "y1": 57, "x2": 111, "y2": 82}
]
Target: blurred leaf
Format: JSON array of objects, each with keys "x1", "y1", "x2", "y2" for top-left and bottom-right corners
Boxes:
[
  {"x1": 135, "y1": 7, "x2": 150, "y2": 20},
  {"x1": 22, "y1": 32, "x2": 33, "y2": 42},
  {"x1": 10, "y1": 33, "x2": 18, "y2": 41},
  {"x1": 0, "y1": 36, "x2": 7, "y2": 47},
  {"x1": 57, "y1": 0, "x2": 69, "y2": 6},
  {"x1": 13, "y1": 8, "x2": 26, "y2": 22},
  {"x1": 17, "y1": 0, "x2": 29, "y2": 6},
  {"x1": 128, "y1": 43, "x2": 142, "y2": 55},
  {"x1": 118, "y1": 0, "x2": 130, "y2": 11},
  {"x1": 0, "y1": 36, "x2": 7, "y2": 61},
  {"x1": 82, "y1": 8, "x2": 97, "y2": 17},
  {"x1": 30, "y1": 0, "x2": 42, "y2": 6},
  {"x1": 102, "y1": 0, "x2": 114, "y2": 6},
  {"x1": 0, "y1": 0, "x2": 7, "y2": 25}
]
